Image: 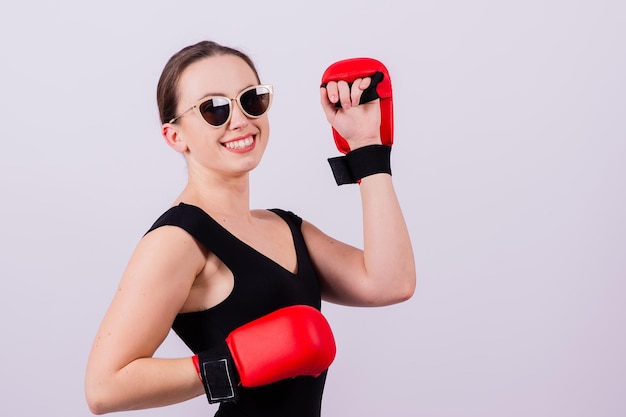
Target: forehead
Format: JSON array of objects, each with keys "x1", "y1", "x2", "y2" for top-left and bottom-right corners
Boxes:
[{"x1": 177, "y1": 54, "x2": 258, "y2": 101}]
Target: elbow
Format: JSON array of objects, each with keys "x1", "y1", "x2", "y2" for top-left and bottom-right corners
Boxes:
[
  {"x1": 364, "y1": 272, "x2": 416, "y2": 307},
  {"x1": 85, "y1": 387, "x2": 109, "y2": 415},
  {"x1": 88, "y1": 404, "x2": 106, "y2": 416},
  {"x1": 390, "y1": 270, "x2": 417, "y2": 304},
  {"x1": 386, "y1": 258, "x2": 417, "y2": 304},
  {"x1": 86, "y1": 393, "x2": 106, "y2": 415},
  {"x1": 400, "y1": 286, "x2": 415, "y2": 303},
  {"x1": 85, "y1": 378, "x2": 117, "y2": 415},
  {"x1": 404, "y1": 265, "x2": 418, "y2": 299},
  {"x1": 396, "y1": 279, "x2": 416, "y2": 303}
]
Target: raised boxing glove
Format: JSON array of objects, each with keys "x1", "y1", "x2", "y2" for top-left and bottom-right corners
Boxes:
[
  {"x1": 321, "y1": 57, "x2": 394, "y2": 154},
  {"x1": 321, "y1": 57, "x2": 394, "y2": 185},
  {"x1": 192, "y1": 305, "x2": 336, "y2": 403}
]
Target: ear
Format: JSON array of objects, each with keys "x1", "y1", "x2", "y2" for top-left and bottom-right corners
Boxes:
[{"x1": 162, "y1": 123, "x2": 188, "y2": 153}]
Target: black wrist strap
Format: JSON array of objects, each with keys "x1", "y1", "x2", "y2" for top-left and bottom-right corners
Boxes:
[
  {"x1": 328, "y1": 144, "x2": 392, "y2": 185},
  {"x1": 197, "y1": 344, "x2": 240, "y2": 404}
]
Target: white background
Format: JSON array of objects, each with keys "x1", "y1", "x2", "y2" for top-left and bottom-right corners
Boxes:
[{"x1": 1, "y1": 1, "x2": 625, "y2": 416}]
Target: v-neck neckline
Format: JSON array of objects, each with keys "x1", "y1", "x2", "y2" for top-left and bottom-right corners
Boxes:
[{"x1": 178, "y1": 203, "x2": 300, "y2": 276}]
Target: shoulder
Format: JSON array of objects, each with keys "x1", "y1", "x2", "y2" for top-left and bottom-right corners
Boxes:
[
  {"x1": 146, "y1": 203, "x2": 207, "y2": 235},
  {"x1": 140, "y1": 204, "x2": 211, "y2": 263},
  {"x1": 263, "y1": 208, "x2": 303, "y2": 227},
  {"x1": 138, "y1": 223, "x2": 208, "y2": 265}
]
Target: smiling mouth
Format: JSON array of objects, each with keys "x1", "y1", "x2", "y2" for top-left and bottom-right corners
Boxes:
[{"x1": 223, "y1": 136, "x2": 255, "y2": 150}]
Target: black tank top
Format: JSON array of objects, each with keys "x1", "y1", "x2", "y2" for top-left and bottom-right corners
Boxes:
[{"x1": 146, "y1": 202, "x2": 327, "y2": 417}]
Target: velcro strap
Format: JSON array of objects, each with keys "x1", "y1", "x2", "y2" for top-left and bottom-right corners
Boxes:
[
  {"x1": 328, "y1": 156, "x2": 356, "y2": 185},
  {"x1": 197, "y1": 344, "x2": 240, "y2": 403},
  {"x1": 328, "y1": 144, "x2": 392, "y2": 186}
]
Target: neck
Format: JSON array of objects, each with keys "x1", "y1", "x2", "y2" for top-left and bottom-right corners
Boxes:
[{"x1": 180, "y1": 170, "x2": 252, "y2": 220}]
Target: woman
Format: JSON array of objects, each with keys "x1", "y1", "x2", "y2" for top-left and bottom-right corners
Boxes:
[{"x1": 85, "y1": 40, "x2": 415, "y2": 416}]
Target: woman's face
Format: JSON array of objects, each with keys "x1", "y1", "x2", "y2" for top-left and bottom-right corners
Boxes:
[{"x1": 168, "y1": 54, "x2": 270, "y2": 178}]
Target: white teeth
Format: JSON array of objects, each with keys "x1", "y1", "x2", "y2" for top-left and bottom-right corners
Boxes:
[{"x1": 224, "y1": 137, "x2": 254, "y2": 150}]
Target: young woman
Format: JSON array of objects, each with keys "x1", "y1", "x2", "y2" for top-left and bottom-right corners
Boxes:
[{"x1": 85, "y1": 40, "x2": 415, "y2": 417}]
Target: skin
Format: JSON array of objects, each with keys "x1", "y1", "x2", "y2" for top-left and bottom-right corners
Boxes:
[{"x1": 85, "y1": 54, "x2": 416, "y2": 414}]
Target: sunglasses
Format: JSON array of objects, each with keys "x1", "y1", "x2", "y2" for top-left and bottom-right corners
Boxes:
[{"x1": 169, "y1": 84, "x2": 274, "y2": 127}]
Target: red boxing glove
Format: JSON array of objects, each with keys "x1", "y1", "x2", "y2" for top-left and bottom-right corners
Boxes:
[
  {"x1": 193, "y1": 305, "x2": 336, "y2": 403},
  {"x1": 321, "y1": 57, "x2": 394, "y2": 154},
  {"x1": 227, "y1": 305, "x2": 336, "y2": 386}
]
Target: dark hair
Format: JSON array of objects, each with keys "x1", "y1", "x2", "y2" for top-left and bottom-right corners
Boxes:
[{"x1": 156, "y1": 40, "x2": 260, "y2": 124}]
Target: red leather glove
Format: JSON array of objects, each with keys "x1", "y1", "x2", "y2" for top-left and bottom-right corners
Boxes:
[
  {"x1": 321, "y1": 57, "x2": 394, "y2": 185},
  {"x1": 193, "y1": 305, "x2": 336, "y2": 403},
  {"x1": 321, "y1": 57, "x2": 394, "y2": 154}
]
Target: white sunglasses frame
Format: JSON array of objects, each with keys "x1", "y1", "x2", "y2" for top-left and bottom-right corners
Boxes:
[{"x1": 169, "y1": 84, "x2": 274, "y2": 127}]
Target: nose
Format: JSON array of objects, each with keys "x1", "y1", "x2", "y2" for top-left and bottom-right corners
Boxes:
[{"x1": 228, "y1": 99, "x2": 249, "y2": 129}]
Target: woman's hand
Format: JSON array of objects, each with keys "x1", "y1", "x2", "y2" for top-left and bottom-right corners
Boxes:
[{"x1": 320, "y1": 77, "x2": 382, "y2": 151}]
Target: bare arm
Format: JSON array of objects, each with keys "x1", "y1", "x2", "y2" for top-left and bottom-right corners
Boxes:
[
  {"x1": 306, "y1": 77, "x2": 416, "y2": 306},
  {"x1": 303, "y1": 173, "x2": 415, "y2": 306},
  {"x1": 85, "y1": 226, "x2": 206, "y2": 414}
]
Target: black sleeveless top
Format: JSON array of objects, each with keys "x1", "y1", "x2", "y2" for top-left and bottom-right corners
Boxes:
[{"x1": 146, "y1": 203, "x2": 327, "y2": 417}]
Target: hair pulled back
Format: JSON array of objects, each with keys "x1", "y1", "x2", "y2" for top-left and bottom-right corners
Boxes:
[{"x1": 156, "y1": 40, "x2": 260, "y2": 124}]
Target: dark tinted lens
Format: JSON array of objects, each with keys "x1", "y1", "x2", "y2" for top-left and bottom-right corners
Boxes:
[
  {"x1": 240, "y1": 87, "x2": 271, "y2": 117},
  {"x1": 199, "y1": 97, "x2": 230, "y2": 126}
]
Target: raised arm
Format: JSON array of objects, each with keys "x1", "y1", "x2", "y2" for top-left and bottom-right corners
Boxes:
[
  {"x1": 303, "y1": 173, "x2": 415, "y2": 306},
  {"x1": 307, "y1": 59, "x2": 416, "y2": 307}
]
